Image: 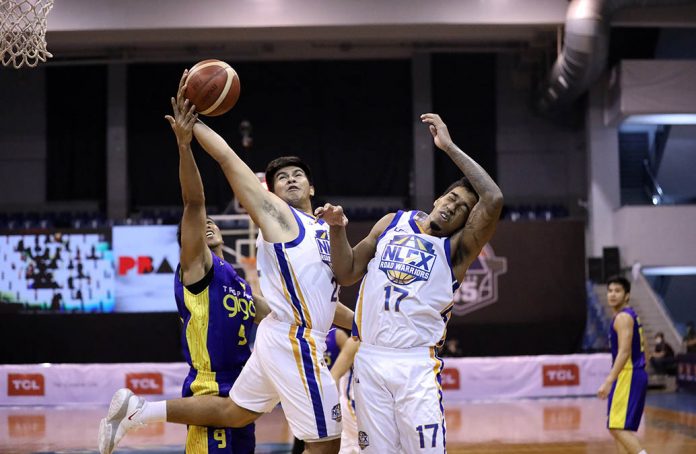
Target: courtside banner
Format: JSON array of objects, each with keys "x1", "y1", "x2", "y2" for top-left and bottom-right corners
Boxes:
[
  {"x1": 1, "y1": 363, "x2": 187, "y2": 405},
  {"x1": 440, "y1": 353, "x2": 611, "y2": 400},
  {"x1": 113, "y1": 226, "x2": 179, "y2": 312}
]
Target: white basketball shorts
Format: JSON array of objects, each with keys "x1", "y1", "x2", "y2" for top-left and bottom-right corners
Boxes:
[
  {"x1": 353, "y1": 343, "x2": 446, "y2": 453},
  {"x1": 229, "y1": 316, "x2": 342, "y2": 441}
]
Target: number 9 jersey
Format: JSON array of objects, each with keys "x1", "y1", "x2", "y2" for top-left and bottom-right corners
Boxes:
[{"x1": 352, "y1": 210, "x2": 459, "y2": 349}]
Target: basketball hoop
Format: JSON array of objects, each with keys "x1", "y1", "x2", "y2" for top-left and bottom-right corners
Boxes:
[{"x1": 1, "y1": 0, "x2": 53, "y2": 68}]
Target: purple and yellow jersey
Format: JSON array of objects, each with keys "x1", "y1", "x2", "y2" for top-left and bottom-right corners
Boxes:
[
  {"x1": 174, "y1": 250, "x2": 255, "y2": 373},
  {"x1": 609, "y1": 306, "x2": 646, "y2": 370},
  {"x1": 323, "y1": 328, "x2": 340, "y2": 370},
  {"x1": 607, "y1": 306, "x2": 648, "y2": 431}
]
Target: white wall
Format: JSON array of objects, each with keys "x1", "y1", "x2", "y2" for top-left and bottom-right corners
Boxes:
[
  {"x1": 614, "y1": 206, "x2": 696, "y2": 266},
  {"x1": 0, "y1": 68, "x2": 47, "y2": 209}
]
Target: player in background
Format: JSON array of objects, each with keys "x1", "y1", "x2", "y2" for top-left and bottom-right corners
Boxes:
[
  {"x1": 318, "y1": 113, "x2": 503, "y2": 453},
  {"x1": 99, "y1": 69, "x2": 353, "y2": 454},
  {"x1": 597, "y1": 276, "x2": 649, "y2": 454}
]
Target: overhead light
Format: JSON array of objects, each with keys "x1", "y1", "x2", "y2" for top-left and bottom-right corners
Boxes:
[
  {"x1": 642, "y1": 266, "x2": 696, "y2": 276},
  {"x1": 623, "y1": 114, "x2": 696, "y2": 125}
]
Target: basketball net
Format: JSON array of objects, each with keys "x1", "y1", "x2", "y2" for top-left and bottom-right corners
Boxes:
[{"x1": 1, "y1": 0, "x2": 53, "y2": 68}]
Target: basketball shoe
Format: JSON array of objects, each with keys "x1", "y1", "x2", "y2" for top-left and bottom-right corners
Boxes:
[{"x1": 98, "y1": 388, "x2": 146, "y2": 454}]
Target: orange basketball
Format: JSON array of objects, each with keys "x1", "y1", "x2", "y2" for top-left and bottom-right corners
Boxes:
[{"x1": 184, "y1": 59, "x2": 240, "y2": 117}]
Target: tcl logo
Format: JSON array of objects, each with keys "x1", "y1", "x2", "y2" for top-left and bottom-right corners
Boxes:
[
  {"x1": 7, "y1": 374, "x2": 45, "y2": 396},
  {"x1": 542, "y1": 364, "x2": 580, "y2": 387},
  {"x1": 441, "y1": 368, "x2": 460, "y2": 390},
  {"x1": 126, "y1": 373, "x2": 163, "y2": 394}
]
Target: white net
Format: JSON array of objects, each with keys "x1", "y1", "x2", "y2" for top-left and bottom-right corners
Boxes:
[{"x1": 1, "y1": 0, "x2": 53, "y2": 68}]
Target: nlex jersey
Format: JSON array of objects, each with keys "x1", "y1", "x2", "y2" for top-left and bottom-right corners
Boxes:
[
  {"x1": 352, "y1": 210, "x2": 458, "y2": 454},
  {"x1": 230, "y1": 206, "x2": 342, "y2": 441}
]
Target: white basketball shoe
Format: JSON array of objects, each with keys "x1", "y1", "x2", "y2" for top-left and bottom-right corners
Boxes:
[{"x1": 98, "y1": 388, "x2": 146, "y2": 454}]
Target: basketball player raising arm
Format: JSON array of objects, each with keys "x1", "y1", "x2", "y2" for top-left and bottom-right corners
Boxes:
[
  {"x1": 99, "y1": 70, "x2": 349, "y2": 454},
  {"x1": 170, "y1": 70, "x2": 269, "y2": 322},
  {"x1": 317, "y1": 113, "x2": 503, "y2": 454},
  {"x1": 320, "y1": 113, "x2": 503, "y2": 286}
]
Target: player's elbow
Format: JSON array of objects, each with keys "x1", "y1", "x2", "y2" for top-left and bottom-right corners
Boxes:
[
  {"x1": 183, "y1": 195, "x2": 206, "y2": 207},
  {"x1": 335, "y1": 272, "x2": 360, "y2": 287}
]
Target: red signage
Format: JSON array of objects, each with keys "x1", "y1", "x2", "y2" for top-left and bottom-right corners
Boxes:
[
  {"x1": 125, "y1": 373, "x2": 163, "y2": 395},
  {"x1": 8, "y1": 414, "x2": 46, "y2": 437},
  {"x1": 542, "y1": 364, "x2": 580, "y2": 387},
  {"x1": 7, "y1": 374, "x2": 45, "y2": 396},
  {"x1": 441, "y1": 368, "x2": 460, "y2": 390}
]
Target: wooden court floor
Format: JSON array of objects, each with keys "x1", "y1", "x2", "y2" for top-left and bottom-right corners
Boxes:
[{"x1": 1, "y1": 394, "x2": 695, "y2": 453}]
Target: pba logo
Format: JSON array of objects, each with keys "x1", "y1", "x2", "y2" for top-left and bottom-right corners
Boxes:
[
  {"x1": 452, "y1": 244, "x2": 507, "y2": 316},
  {"x1": 125, "y1": 373, "x2": 163, "y2": 395},
  {"x1": 118, "y1": 256, "x2": 174, "y2": 276},
  {"x1": 441, "y1": 368, "x2": 460, "y2": 390},
  {"x1": 379, "y1": 234, "x2": 436, "y2": 285},
  {"x1": 7, "y1": 374, "x2": 45, "y2": 396},
  {"x1": 315, "y1": 230, "x2": 331, "y2": 265},
  {"x1": 542, "y1": 364, "x2": 580, "y2": 387}
]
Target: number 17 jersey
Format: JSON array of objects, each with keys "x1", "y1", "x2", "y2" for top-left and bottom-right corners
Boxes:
[{"x1": 353, "y1": 210, "x2": 459, "y2": 349}]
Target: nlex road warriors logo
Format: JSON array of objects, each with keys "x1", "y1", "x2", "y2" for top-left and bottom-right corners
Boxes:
[
  {"x1": 315, "y1": 230, "x2": 331, "y2": 266},
  {"x1": 358, "y1": 431, "x2": 370, "y2": 449},
  {"x1": 379, "y1": 235, "x2": 436, "y2": 285},
  {"x1": 452, "y1": 244, "x2": 507, "y2": 316},
  {"x1": 331, "y1": 403, "x2": 342, "y2": 422}
]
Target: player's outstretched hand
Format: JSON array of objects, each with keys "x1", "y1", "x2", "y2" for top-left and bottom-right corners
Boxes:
[
  {"x1": 421, "y1": 113, "x2": 454, "y2": 152},
  {"x1": 315, "y1": 203, "x2": 348, "y2": 227},
  {"x1": 165, "y1": 70, "x2": 197, "y2": 146}
]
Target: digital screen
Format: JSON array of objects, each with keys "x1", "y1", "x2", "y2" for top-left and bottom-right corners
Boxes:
[{"x1": 0, "y1": 231, "x2": 115, "y2": 312}]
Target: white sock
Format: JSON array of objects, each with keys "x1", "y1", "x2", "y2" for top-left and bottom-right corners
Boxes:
[
  {"x1": 137, "y1": 400, "x2": 167, "y2": 423},
  {"x1": 638, "y1": 450, "x2": 647, "y2": 454}
]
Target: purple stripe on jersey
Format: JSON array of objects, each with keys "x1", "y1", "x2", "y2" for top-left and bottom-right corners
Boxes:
[
  {"x1": 274, "y1": 244, "x2": 307, "y2": 327},
  {"x1": 434, "y1": 351, "x2": 446, "y2": 449},
  {"x1": 174, "y1": 264, "x2": 193, "y2": 366},
  {"x1": 610, "y1": 306, "x2": 646, "y2": 369},
  {"x1": 626, "y1": 368, "x2": 648, "y2": 430},
  {"x1": 377, "y1": 211, "x2": 403, "y2": 242},
  {"x1": 443, "y1": 237, "x2": 459, "y2": 291},
  {"x1": 408, "y1": 210, "x2": 421, "y2": 234},
  {"x1": 284, "y1": 207, "x2": 306, "y2": 248},
  {"x1": 351, "y1": 319, "x2": 360, "y2": 340},
  {"x1": 297, "y1": 326, "x2": 327, "y2": 438},
  {"x1": 324, "y1": 328, "x2": 340, "y2": 370},
  {"x1": 174, "y1": 251, "x2": 253, "y2": 372}
]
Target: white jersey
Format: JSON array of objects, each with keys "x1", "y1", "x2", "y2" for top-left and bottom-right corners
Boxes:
[
  {"x1": 353, "y1": 210, "x2": 458, "y2": 348},
  {"x1": 256, "y1": 205, "x2": 339, "y2": 332}
]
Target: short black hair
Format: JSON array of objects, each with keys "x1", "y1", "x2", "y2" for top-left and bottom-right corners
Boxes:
[
  {"x1": 442, "y1": 177, "x2": 479, "y2": 203},
  {"x1": 607, "y1": 275, "x2": 631, "y2": 293},
  {"x1": 264, "y1": 156, "x2": 313, "y2": 193}
]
